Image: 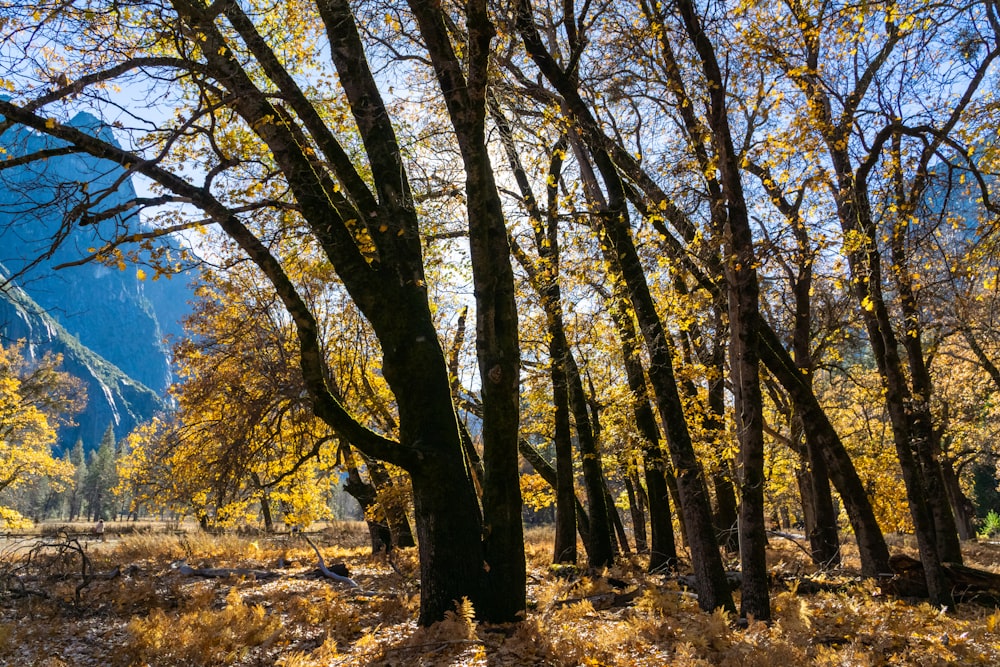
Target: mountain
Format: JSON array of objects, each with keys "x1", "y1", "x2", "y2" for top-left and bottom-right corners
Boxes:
[
  {"x1": 0, "y1": 265, "x2": 165, "y2": 451},
  {"x1": 0, "y1": 110, "x2": 196, "y2": 451}
]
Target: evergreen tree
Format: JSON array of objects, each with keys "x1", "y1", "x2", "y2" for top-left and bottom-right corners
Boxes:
[{"x1": 84, "y1": 426, "x2": 117, "y2": 521}]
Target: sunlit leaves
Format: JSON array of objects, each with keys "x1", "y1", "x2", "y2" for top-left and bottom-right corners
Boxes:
[{"x1": 0, "y1": 341, "x2": 82, "y2": 527}]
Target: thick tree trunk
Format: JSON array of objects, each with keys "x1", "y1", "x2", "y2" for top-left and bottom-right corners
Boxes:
[
  {"x1": 672, "y1": 0, "x2": 769, "y2": 621},
  {"x1": 410, "y1": 462, "x2": 489, "y2": 623},
  {"x1": 645, "y1": 460, "x2": 678, "y2": 571},
  {"x1": 260, "y1": 494, "x2": 274, "y2": 533},
  {"x1": 405, "y1": 0, "x2": 525, "y2": 623}
]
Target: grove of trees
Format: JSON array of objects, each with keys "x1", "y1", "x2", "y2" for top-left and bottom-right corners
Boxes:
[{"x1": 1, "y1": 0, "x2": 998, "y2": 627}]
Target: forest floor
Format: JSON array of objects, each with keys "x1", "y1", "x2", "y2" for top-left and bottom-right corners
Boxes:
[{"x1": 1, "y1": 521, "x2": 1000, "y2": 666}]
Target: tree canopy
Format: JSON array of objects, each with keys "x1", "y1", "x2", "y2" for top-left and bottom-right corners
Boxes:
[{"x1": 0, "y1": 0, "x2": 998, "y2": 627}]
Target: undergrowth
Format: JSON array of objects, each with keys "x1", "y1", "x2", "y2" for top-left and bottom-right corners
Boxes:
[{"x1": 1, "y1": 524, "x2": 999, "y2": 666}]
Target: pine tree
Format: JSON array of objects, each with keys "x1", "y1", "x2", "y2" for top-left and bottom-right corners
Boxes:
[{"x1": 84, "y1": 426, "x2": 117, "y2": 521}]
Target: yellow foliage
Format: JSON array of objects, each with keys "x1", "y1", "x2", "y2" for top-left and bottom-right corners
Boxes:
[{"x1": 0, "y1": 341, "x2": 81, "y2": 526}]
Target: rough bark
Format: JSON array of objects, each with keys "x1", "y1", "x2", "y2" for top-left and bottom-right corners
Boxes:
[
  {"x1": 673, "y1": 0, "x2": 769, "y2": 620},
  {"x1": 406, "y1": 0, "x2": 525, "y2": 622}
]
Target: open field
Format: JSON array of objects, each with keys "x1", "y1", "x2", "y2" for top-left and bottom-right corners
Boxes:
[{"x1": 2, "y1": 524, "x2": 1000, "y2": 666}]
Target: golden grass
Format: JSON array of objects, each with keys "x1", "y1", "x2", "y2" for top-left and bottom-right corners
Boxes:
[{"x1": 1, "y1": 526, "x2": 999, "y2": 666}]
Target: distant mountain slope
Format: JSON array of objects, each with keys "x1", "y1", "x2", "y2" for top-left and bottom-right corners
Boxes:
[
  {"x1": 0, "y1": 263, "x2": 165, "y2": 452},
  {"x1": 0, "y1": 110, "x2": 197, "y2": 395},
  {"x1": 0, "y1": 109, "x2": 196, "y2": 451}
]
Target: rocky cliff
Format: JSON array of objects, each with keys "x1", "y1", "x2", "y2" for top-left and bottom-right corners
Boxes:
[
  {"x1": 0, "y1": 265, "x2": 165, "y2": 451},
  {"x1": 0, "y1": 111, "x2": 195, "y2": 451}
]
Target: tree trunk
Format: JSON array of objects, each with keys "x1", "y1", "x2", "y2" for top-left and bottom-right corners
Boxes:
[
  {"x1": 792, "y1": 415, "x2": 841, "y2": 568},
  {"x1": 941, "y1": 457, "x2": 976, "y2": 542},
  {"x1": 410, "y1": 461, "x2": 490, "y2": 623},
  {"x1": 551, "y1": 343, "x2": 578, "y2": 563},
  {"x1": 342, "y1": 459, "x2": 393, "y2": 553},
  {"x1": 518, "y1": 438, "x2": 592, "y2": 556},
  {"x1": 605, "y1": 476, "x2": 631, "y2": 556},
  {"x1": 707, "y1": 373, "x2": 739, "y2": 554},
  {"x1": 673, "y1": 0, "x2": 770, "y2": 621},
  {"x1": 260, "y1": 494, "x2": 274, "y2": 533},
  {"x1": 835, "y1": 176, "x2": 954, "y2": 606},
  {"x1": 362, "y1": 457, "x2": 416, "y2": 549},
  {"x1": 626, "y1": 467, "x2": 648, "y2": 553},
  {"x1": 516, "y1": 0, "x2": 734, "y2": 614},
  {"x1": 600, "y1": 264, "x2": 678, "y2": 571}
]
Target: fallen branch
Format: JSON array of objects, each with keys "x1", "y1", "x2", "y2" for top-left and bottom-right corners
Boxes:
[
  {"x1": 552, "y1": 588, "x2": 642, "y2": 611},
  {"x1": 301, "y1": 534, "x2": 359, "y2": 588},
  {"x1": 170, "y1": 561, "x2": 279, "y2": 581}
]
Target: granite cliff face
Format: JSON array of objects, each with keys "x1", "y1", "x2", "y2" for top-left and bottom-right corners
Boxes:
[
  {"x1": 0, "y1": 111, "x2": 195, "y2": 451},
  {"x1": 0, "y1": 269, "x2": 165, "y2": 450}
]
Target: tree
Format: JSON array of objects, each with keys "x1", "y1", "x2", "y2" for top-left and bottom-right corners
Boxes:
[
  {"x1": 66, "y1": 438, "x2": 88, "y2": 520},
  {"x1": 740, "y1": 0, "x2": 1000, "y2": 606},
  {"x1": 0, "y1": 341, "x2": 82, "y2": 527},
  {"x1": 0, "y1": 0, "x2": 523, "y2": 623},
  {"x1": 83, "y1": 424, "x2": 117, "y2": 521}
]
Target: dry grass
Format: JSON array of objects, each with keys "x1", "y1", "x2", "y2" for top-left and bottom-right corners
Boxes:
[{"x1": 0, "y1": 525, "x2": 999, "y2": 666}]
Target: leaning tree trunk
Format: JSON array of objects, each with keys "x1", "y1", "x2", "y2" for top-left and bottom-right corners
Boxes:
[
  {"x1": 759, "y1": 323, "x2": 891, "y2": 577},
  {"x1": 601, "y1": 268, "x2": 678, "y2": 571}
]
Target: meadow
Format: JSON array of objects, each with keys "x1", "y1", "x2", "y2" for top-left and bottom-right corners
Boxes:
[{"x1": 2, "y1": 522, "x2": 1000, "y2": 666}]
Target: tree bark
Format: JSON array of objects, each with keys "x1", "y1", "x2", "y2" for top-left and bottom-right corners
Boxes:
[
  {"x1": 625, "y1": 466, "x2": 648, "y2": 554},
  {"x1": 406, "y1": 0, "x2": 525, "y2": 622}
]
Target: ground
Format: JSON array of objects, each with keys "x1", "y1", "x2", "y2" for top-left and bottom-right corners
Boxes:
[{"x1": 1, "y1": 522, "x2": 999, "y2": 666}]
